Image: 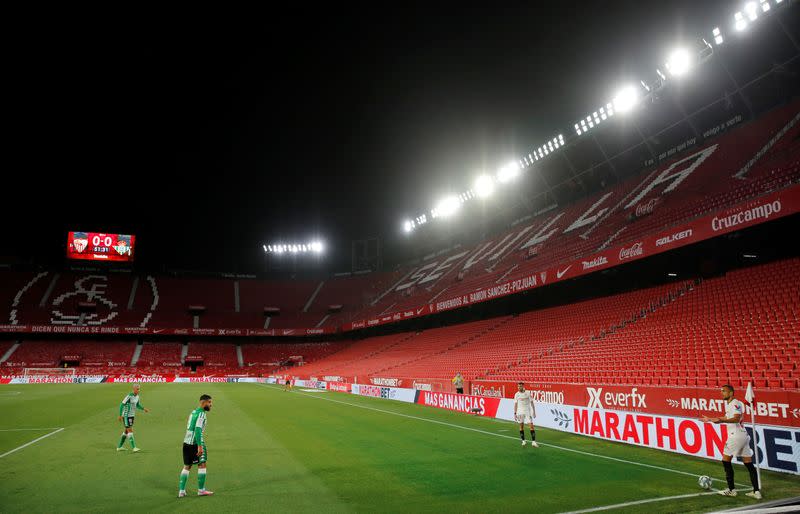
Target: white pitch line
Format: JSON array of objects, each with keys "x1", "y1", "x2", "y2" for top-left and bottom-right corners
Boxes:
[
  {"x1": 558, "y1": 490, "x2": 720, "y2": 513},
  {"x1": 0, "y1": 428, "x2": 62, "y2": 431},
  {"x1": 259, "y1": 384, "x2": 748, "y2": 488},
  {"x1": 0, "y1": 428, "x2": 64, "y2": 459}
]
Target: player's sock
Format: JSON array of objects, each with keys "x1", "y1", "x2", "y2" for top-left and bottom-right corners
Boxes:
[
  {"x1": 744, "y1": 462, "x2": 759, "y2": 491},
  {"x1": 722, "y1": 461, "x2": 735, "y2": 490},
  {"x1": 179, "y1": 469, "x2": 189, "y2": 492},
  {"x1": 519, "y1": 430, "x2": 525, "y2": 441},
  {"x1": 117, "y1": 433, "x2": 127, "y2": 448},
  {"x1": 530, "y1": 429, "x2": 536, "y2": 441},
  {"x1": 128, "y1": 433, "x2": 136, "y2": 448},
  {"x1": 198, "y1": 468, "x2": 207, "y2": 490}
]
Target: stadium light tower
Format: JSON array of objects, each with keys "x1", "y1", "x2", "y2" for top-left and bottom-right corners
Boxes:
[
  {"x1": 612, "y1": 85, "x2": 640, "y2": 113},
  {"x1": 403, "y1": 219, "x2": 414, "y2": 233},
  {"x1": 474, "y1": 174, "x2": 495, "y2": 198}
]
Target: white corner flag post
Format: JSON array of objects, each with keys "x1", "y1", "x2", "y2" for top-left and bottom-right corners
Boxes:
[{"x1": 745, "y1": 381, "x2": 762, "y2": 491}]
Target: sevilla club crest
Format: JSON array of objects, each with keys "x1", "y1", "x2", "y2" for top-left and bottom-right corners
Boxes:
[{"x1": 72, "y1": 232, "x2": 89, "y2": 253}]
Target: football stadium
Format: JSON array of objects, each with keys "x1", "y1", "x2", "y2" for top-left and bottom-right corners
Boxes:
[{"x1": 2, "y1": 2, "x2": 800, "y2": 513}]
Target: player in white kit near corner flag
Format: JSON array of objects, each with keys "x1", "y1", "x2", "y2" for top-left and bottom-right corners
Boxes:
[
  {"x1": 701, "y1": 384, "x2": 761, "y2": 499},
  {"x1": 514, "y1": 382, "x2": 538, "y2": 447}
]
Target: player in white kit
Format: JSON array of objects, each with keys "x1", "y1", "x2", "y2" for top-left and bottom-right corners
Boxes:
[
  {"x1": 513, "y1": 382, "x2": 538, "y2": 447},
  {"x1": 701, "y1": 384, "x2": 761, "y2": 499}
]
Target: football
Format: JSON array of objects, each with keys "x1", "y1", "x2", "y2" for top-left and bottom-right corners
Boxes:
[{"x1": 698, "y1": 475, "x2": 713, "y2": 490}]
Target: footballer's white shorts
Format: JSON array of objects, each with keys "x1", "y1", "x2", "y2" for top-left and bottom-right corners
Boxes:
[
  {"x1": 723, "y1": 431, "x2": 753, "y2": 458},
  {"x1": 516, "y1": 413, "x2": 535, "y2": 424}
]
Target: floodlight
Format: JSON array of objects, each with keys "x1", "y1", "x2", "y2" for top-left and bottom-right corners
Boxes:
[
  {"x1": 312, "y1": 241, "x2": 323, "y2": 252},
  {"x1": 745, "y1": 2, "x2": 758, "y2": 20},
  {"x1": 735, "y1": 12, "x2": 747, "y2": 31},
  {"x1": 558, "y1": 134, "x2": 564, "y2": 145},
  {"x1": 666, "y1": 48, "x2": 692, "y2": 76},
  {"x1": 497, "y1": 162, "x2": 520, "y2": 183},
  {"x1": 613, "y1": 85, "x2": 639, "y2": 113},
  {"x1": 474, "y1": 174, "x2": 495, "y2": 198},
  {"x1": 435, "y1": 195, "x2": 461, "y2": 217},
  {"x1": 713, "y1": 27, "x2": 724, "y2": 45},
  {"x1": 760, "y1": 0, "x2": 770, "y2": 12}
]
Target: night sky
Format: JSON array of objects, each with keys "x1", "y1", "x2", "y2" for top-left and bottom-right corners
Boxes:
[{"x1": 3, "y1": 1, "x2": 743, "y2": 272}]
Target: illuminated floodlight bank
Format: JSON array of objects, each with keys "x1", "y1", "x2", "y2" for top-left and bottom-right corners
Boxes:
[
  {"x1": 432, "y1": 195, "x2": 461, "y2": 218},
  {"x1": 666, "y1": 48, "x2": 692, "y2": 76},
  {"x1": 264, "y1": 241, "x2": 324, "y2": 254},
  {"x1": 745, "y1": 2, "x2": 758, "y2": 21},
  {"x1": 474, "y1": 174, "x2": 495, "y2": 198},
  {"x1": 713, "y1": 27, "x2": 724, "y2": 45},
  {"x1": 734, "y1": 12, "x2": 747, "y2": 31},
  {"x1": 613, "y1": 85, "x2": 640, "y2": 113},
  {"x1": 497, "y1": 162, "x2": 520, "y2": 183}
]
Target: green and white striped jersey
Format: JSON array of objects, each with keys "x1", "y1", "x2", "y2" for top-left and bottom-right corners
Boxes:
[
  {"x1": 119, "y1": 393, "x2": 144, "y2": 417},
  {"x1": 183, "y1": 408, "x2": 207, "y2": 445}
]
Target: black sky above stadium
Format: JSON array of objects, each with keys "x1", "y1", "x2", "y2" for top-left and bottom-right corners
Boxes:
[{"x1": 4, "y1": 1, "x2": 741, "y2": 272}]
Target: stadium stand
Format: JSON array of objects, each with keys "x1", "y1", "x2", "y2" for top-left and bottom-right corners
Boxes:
[
  {"x1": 134, "y1": 342, "x2": 183, "y2": 375},
  {"x1": 515, "y1": 258, "x2": 800, "y2": 389},
  {"x1": 1, "y1": 340, "x2": 136, "y2": 373},
  {"x1": 0, "y1": 259, "x2": 796, "y2": 387},
  {"x1": 295, "y1": 258, "x2": 798, "y2": 389},
  {"x1": 240, "y1": 341, "x2": 347, "y2": 374}
]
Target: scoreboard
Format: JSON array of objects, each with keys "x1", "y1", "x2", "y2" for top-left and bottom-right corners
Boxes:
[{"x1": 67, "y1": 232, "x2": 136, "y2": 262}]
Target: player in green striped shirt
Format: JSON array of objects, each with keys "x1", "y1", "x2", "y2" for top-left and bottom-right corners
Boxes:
[
  {"x1": 178, "y1": 394, "x2": 214, "y2": 497},
  {"x1": 116, "y1": 384, "x2": 149, "y2": 452}
]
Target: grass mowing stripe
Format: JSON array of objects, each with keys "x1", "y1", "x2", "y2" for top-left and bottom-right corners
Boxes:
[
  {"x1": 265, "y1": 385, "x2": 749, "y2": 489},
  {"x1": 0, "y1": 428, "x2": 64, "y2": 458},
  {"x1": 559, "y1": 491, "x2": 721, "y2": 513}
]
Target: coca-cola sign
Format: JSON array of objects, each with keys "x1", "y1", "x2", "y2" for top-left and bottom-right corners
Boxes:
[
  {"x1": 471, "y1": 383, "x2": 506, "y2": 398},
  {"x1": 618, "y1": 242, "x2": 644, "y2": 261},
  {"x1": 634, "y1": 198, "x2": 660, "y2": 217}
]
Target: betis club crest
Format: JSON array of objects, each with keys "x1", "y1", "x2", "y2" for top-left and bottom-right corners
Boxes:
[
  {"x1": 113, "y1": 235, "x2": 132, "y2": 256},
  {"x1": 72, "y1": 232, "x2": 89, "y2": 253}
]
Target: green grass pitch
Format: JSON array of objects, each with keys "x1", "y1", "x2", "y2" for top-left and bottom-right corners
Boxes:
[{"x1": 1, "y1": 383, "x2": 798, "y2": 513}]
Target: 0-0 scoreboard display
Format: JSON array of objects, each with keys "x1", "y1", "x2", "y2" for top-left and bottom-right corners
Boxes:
[{"x1": 67, "y1": 232, "x2": 136, "y2": 262}]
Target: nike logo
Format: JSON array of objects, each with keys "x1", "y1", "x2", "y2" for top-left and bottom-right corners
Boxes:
[
  {"x1": 152, "y1": 329, "x2": 164, "y2": 334},
  {"x1": 416, "y1": 307, "x2": 425, "y2": 315},
  {"x1": 556, "y1": 265, "x2": 572, "y2": 279}
]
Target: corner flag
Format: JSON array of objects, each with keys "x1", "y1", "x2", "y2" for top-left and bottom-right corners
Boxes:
[
  {"x1": 745, "y1": 381, "x2": 762, "y2": 490},
  {"x1": 745, "y1": 381, "x2": 755, "y2": 404}
]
